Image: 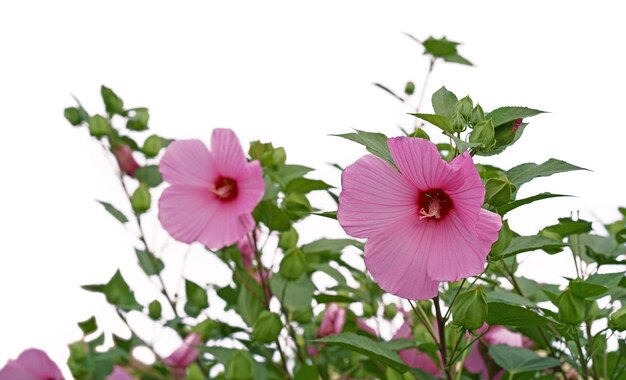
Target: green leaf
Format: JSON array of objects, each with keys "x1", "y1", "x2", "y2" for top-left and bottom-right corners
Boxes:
[
  {"x1": 64, "y1": 107, "x2": 83, "y2": 126},
  {"x1": 135, "y1": 249, "x2": 164, "y2": 276},
  {"x1": 237, "y1": 283, "x2": 265, "y2": 326},
  {"x1": 134, "y1": 165, "x2": 163, "y2": 188},
  {"x1": 253, "y1": 200, "x2": 291, "y2": 231},
  {"x1": 489, "y1": 345, "x2": 560, "y2": 374},
  {"x1": 486, "y1": 289, "x2": 536, "y2": 308},
  {"x1": 486, "y1": 302, "x2": 548, "y2": 327},
  {"x1": 586, "y1": 272, "x2": 624, "y2": 288},
  {"x1": 87, "y1": 114, "x2": 111, "y2": 139},
  {"x1": 541, "y1": 217, "x2": 593, "y2": 240},
  {"x1": 301, "y1": 239, "x2": 360, "y2": 254},
  {"x1": 142, "y1": 135, "x2": 172, "y2": 158},
  {"x1": 314, "y1": 293, "x2": 358, "y2": 304},
  {"x1": 316, "y1": 332, "x2": 409, "y2": 372},
  {"x1": 496, "y1": 193, "x2": 570, "y2": 214},
  {"x1": 82, "y1": 270, "x2": 142, "y2": 311},
  {"x1": 313, "y1": 211, "x2": 337, "y2": 219},
  {"x1": 78, "y1": 316, "x2": 98, "y2": 336},
  {"x1": 506, "y1": 159, "x2": 587, "y2": 189},
  {"x1": 373, "y1": 83, "x2": 405, "y2": 102},
  {"x1": 310, "y1": 263, "x2": 347, "y2": 286},
  {"x1": 100, "y1": 86, "x2": 125, "y2": 116},
  {"x1": 285, "y1": 178, "x2": 332, "y2": 193},
  {"x1": 499, "y1": 235, "x2": 565, "y2": 258},
  {"x1": 431, "y1": 86, "x2": 458, "y2": 117},
  {"x1": 269, "y1": 165, "x2": 313, "y2": 188},
  {"x1": 184, "y1": 280, "x2": 208, "y2": 318},
  {"x1": 97, "y1": 201, "x2": 128, "y2": 224},
  {"x1": 569, "y1": 279, "x2": 609, "y2": 300},
  {"x1": 270, "y1": 273, "x2": 314, "y2": 312},
  {"x1": 335, "y1": 130, "x2": 395, "y2": 168},
  {"x1": 409, "y1": 113, "x2": 453, "y2": 133},
  {"x1": 487, "y1": 106, "x2": 545, "y2": 127}
]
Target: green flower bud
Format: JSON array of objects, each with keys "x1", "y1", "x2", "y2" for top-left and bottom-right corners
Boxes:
[
  {"x1": 252, "y1": 311, "x2": 283, "y2": 343},
  {"x1": 126, "y1": 108, "x2": 149, "y2": 131},
  {"x1": 88, "y1": 115, "x2": 112, "y2": 139},
  {"x1": 279, "y1": 248, "x2": 307, "y2": 280},
  {"x1": 608, "y1": 306, "x2": 626, "y2": 331},
  {"x1": 225, "y1": 350, "x2": 254, "y2": 380},
  {"x1": 558, "y1": 289, "x2": 585, "y2": 324},
  {"x1": 469, "y1": 119, "x2": 495, "y2": 148},
  {"x1": 148, "y1": 300, "x2": 162, "y2": 320},
  {"x1": 362, "y1": 303, "x2": 374, "y2": 318},
  {"x1": 64, "y1": 107, "x2": 83, "y2": 126},
  {"x1": 383, "y1": 303, "x2": 397, "y2": 319},
  {"x1": 456, "y1": 95, "x2": 473, "y2": 120},
  {"x1": 131, "y1": 183, "x2": 151, "y2": 214},
  {"x1": 278, "y1": 227, "x2": 299, "y2": 250},
  {"x1": 142, "y1": 135, "x2": 170, "y2": 158},
  {"x1": 489, "y1": 219, "x2": 511, "y2": 258},
  {"x1": 410, "y1": 128, "x2": 430, "y2": 140},
  {"x1": 451, "y1": 286, "x2": 488, "y2": 330},
  {"x1": 405, "y1": 81, "x2": 415, "y2": 95},
  {"x1": 470, "y1": 104, "x2": 485, "y2": 125},
  {"x1": 451, "y1": 112, "x2": 466, "y2": 132},
  {"x1": 485, "y1": 178, "x2": 516, "y2": 207}
]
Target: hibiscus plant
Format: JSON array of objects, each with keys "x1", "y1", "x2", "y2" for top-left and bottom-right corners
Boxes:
[{"x1": 5, "y1": 35, "x2": 625, "y2": 380}]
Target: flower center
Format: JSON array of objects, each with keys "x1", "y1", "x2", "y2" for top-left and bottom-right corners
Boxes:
[
  {"x1": 418, "y1": 189, "x2": 453, "y2": 220},
  {"x1": 213, "y1": 177, "x2": 238, "y2": 201}
]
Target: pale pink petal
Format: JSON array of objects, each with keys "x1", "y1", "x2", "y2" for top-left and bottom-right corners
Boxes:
[
  {"x1": 475, "y1": 209, "x2": 502, "y2": 255},
  {"x1": 0, "y1": 349, "x2": 63, "y2": 380},
  {"x1": 485, "y1": 326, "x2": 525, "y2": 347},
  {"x1": 197, "y1": 210, "x2": 256, "y2": 249},
  {"x1": 211, "y1": 128, "x2": 247, "y2": 179},
  {"x1": 338, "y1": 154, "x2": 418, "y2": 238},
  {"x1": 318, "y1": 303, "x2": 345, "y2": 337},
  {"x1": 164, "y1": 333, "x2": 201, "y2": 369},
  {"x1": 465, "y1": 344, "x2": 489, "y2": 379},
  {"x1": 400, "y1": 350, "x2": 440, "y2": 374},
  {"x1": 445, "y1": 153, "x2": 485, "y2": 228},
  {"x1": 159, "y1": 140, "x2": 217, "y2": 187},
  {"x1": 356, "y1": 319, "x2": 377, "y2": 336},
  {"x1": 334, "y1": 308, "x2": 346, "y2": 334},
  {"x1": 158, "y1": 185, "x2": 220, "y2": 244},
  {"x1": 425, "y1": 211, "x2": 494, "y2": 282},
  {"x1": 0, "y1": 363, "x2": 40, "y2": 380},
  {"x1": 387, "y1": 137, "x2": 464, "y2": 191},
  {"x1": 364, "y1": 215, "x2": 439, "y2": 300},
  {"x1": 232, "y1": 160, "x2": 265, "y2": 215},
  {"x1": 107, "y1": 366, "x2": 134, "y2": 380}
]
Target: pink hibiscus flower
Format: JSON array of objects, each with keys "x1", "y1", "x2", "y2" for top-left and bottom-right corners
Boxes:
[
  {"x1": 337, "y1": 137, "x2": 502, "y2": 300},
  {"x1": 392, "y1": 315, "x2": 441, "y2": 375},
  {"x1": 317, "y1": 303, "x2": 346, "y2": 338},
  {"x1": 163, "y1": 333, "x2": 202, "y2": 378},
  {"x1": 0, "y1": 348, "x2": 63, "y2": 380},
  {"x1": 158, "y1": 129, "x2": 265, "y2": 249},
  {"x1": 465, "y1": 325, "x2": 532, "y2": 380}
]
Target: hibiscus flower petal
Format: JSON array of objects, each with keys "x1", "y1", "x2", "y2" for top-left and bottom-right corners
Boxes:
[
  {"x1": 425, "y1": 211, "x2": 494, "y2": 282},
  {"x1": 446, "y1": 152, "x2": 485, "y2": 228},
  {"x1": 158, "y1": 185, "x2": 219, "y2": 244},
  {"x1": 197, "y1": 210, "x2": 255, "y2": 249},
  {"x1": 475, "y1": 209, "x2": 502, "y2": 252},
  {"x1": 387, "y1": 137, "x2": 463, "y2": 191},
  {"x1": 159, "y1": 140, "x2": 217, "y2": 187},
  {"x1": 211, "y1": 128, "x2": 247, "y2": 178},
  {"x1": 233, "y1": 161, "x2": 265, "y2": 215},
  {"x1": 364, "y1": 215, "x2": 439, "y2": 300},
  {"x1": 338, "y1": 155, "x2": 418, "y2": 238},
  {"x1": 15, "y1": 349, "x2": 62, "y2": 380}
]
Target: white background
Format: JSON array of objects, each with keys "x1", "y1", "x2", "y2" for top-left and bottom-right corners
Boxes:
[{"x1": 1, "y1": 1, "x2": 625, "y2": 377}]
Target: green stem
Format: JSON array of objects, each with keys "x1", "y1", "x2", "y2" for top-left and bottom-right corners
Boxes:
[
  {"x1": 408, "y1": 300, "x2": 437, "y2": 343},
  {"x1": 444, "y1": 279, "x2": 466, "y2": 321},
  {"x1": 433, "y1": 296, "x2": 453, "y2": 380},
  {"x1": 574, "y1": 332, "x2": 590, "y2": 380}
]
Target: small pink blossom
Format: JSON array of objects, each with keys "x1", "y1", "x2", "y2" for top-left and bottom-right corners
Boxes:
[
  {"x1": 107, "y1": 366, "x2": 134, "y2": 380},
  {"x1": 237, "y1": 234, "x2": 255, "y2": 269},
  {"x1": 318, "y1": 303, "x2": 346, "y2": 338},
  {"x1": 337, "y1": 137, "x2": 502, "y2": 300},
  {"x1": 0, "y1": 348, "x2": 63, "y2": 380},
  {"x1": 158, "y1": 129, "x2": 265, "y2": 249},
  {"x1": 465, "y1": 324, "x2": 532, "y2": 379},
  {"x1": 511, "y1": 118, "x2": 523, "y2": 132},
  {"x1": 392, "y1": 317, "x2": 441, "y2": 375},
  {"x1": 113, "y1": 144, "x2": 140, "y2": 177},
  {"x1": 163, "y1": 333, "x2": 202, "y2": 377}
]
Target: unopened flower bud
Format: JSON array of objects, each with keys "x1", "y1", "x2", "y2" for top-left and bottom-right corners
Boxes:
[
  {"x1": 452, "y1": 112, "x2": 466, "y2": 132},
  {"x1": 383, "y1": 303, "x2": 397, "y2": 319},
  {"x1": 456, "y1": 96, "x2": 473, "y2": 120},
  {"x1": 608, "y1": 306, "x2": 626, "y2": 331},
  {"x1": 225, "y1": 350, "x2": 254, "y2": 380},
  {"x1": 279, "y1": 248, "x2": 307, "y2": 280},
  {"x1": 131, "y1": 183, "x2": 151, "y2": 214},
  {"x1": 452, "y1": 286, "x2": 488, "y2": 330},
  {"x1": 64, "y1": 107, "x2": 83, "y2": 126},
  {"x1": 113, "y1": 144, "x2": 140, "y2": 177},
  {"x1": 88, "y1": 115, "x2": 112, "y2": 139},
  {"x1": 485, "y1": 178, "x2": 516, "y2": 207},
  {"x1": 405, "y1": 81, "x2": 415, "y2": 95},
  {"x1": 558, "y1": 289, "x2": 585, "y2": 324},
  {"x1": 470, "y1": 104, "x2": 485, "y2": 125},
  {"x1": 410, "y1": 128, "x2": 430, "y2": 140},
  {"x1": 469, "y1": 119, "x2": 495, "y2": 147},
  {"x1": 252, "y1": 311, "x2": 283, "y2": 343}
]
